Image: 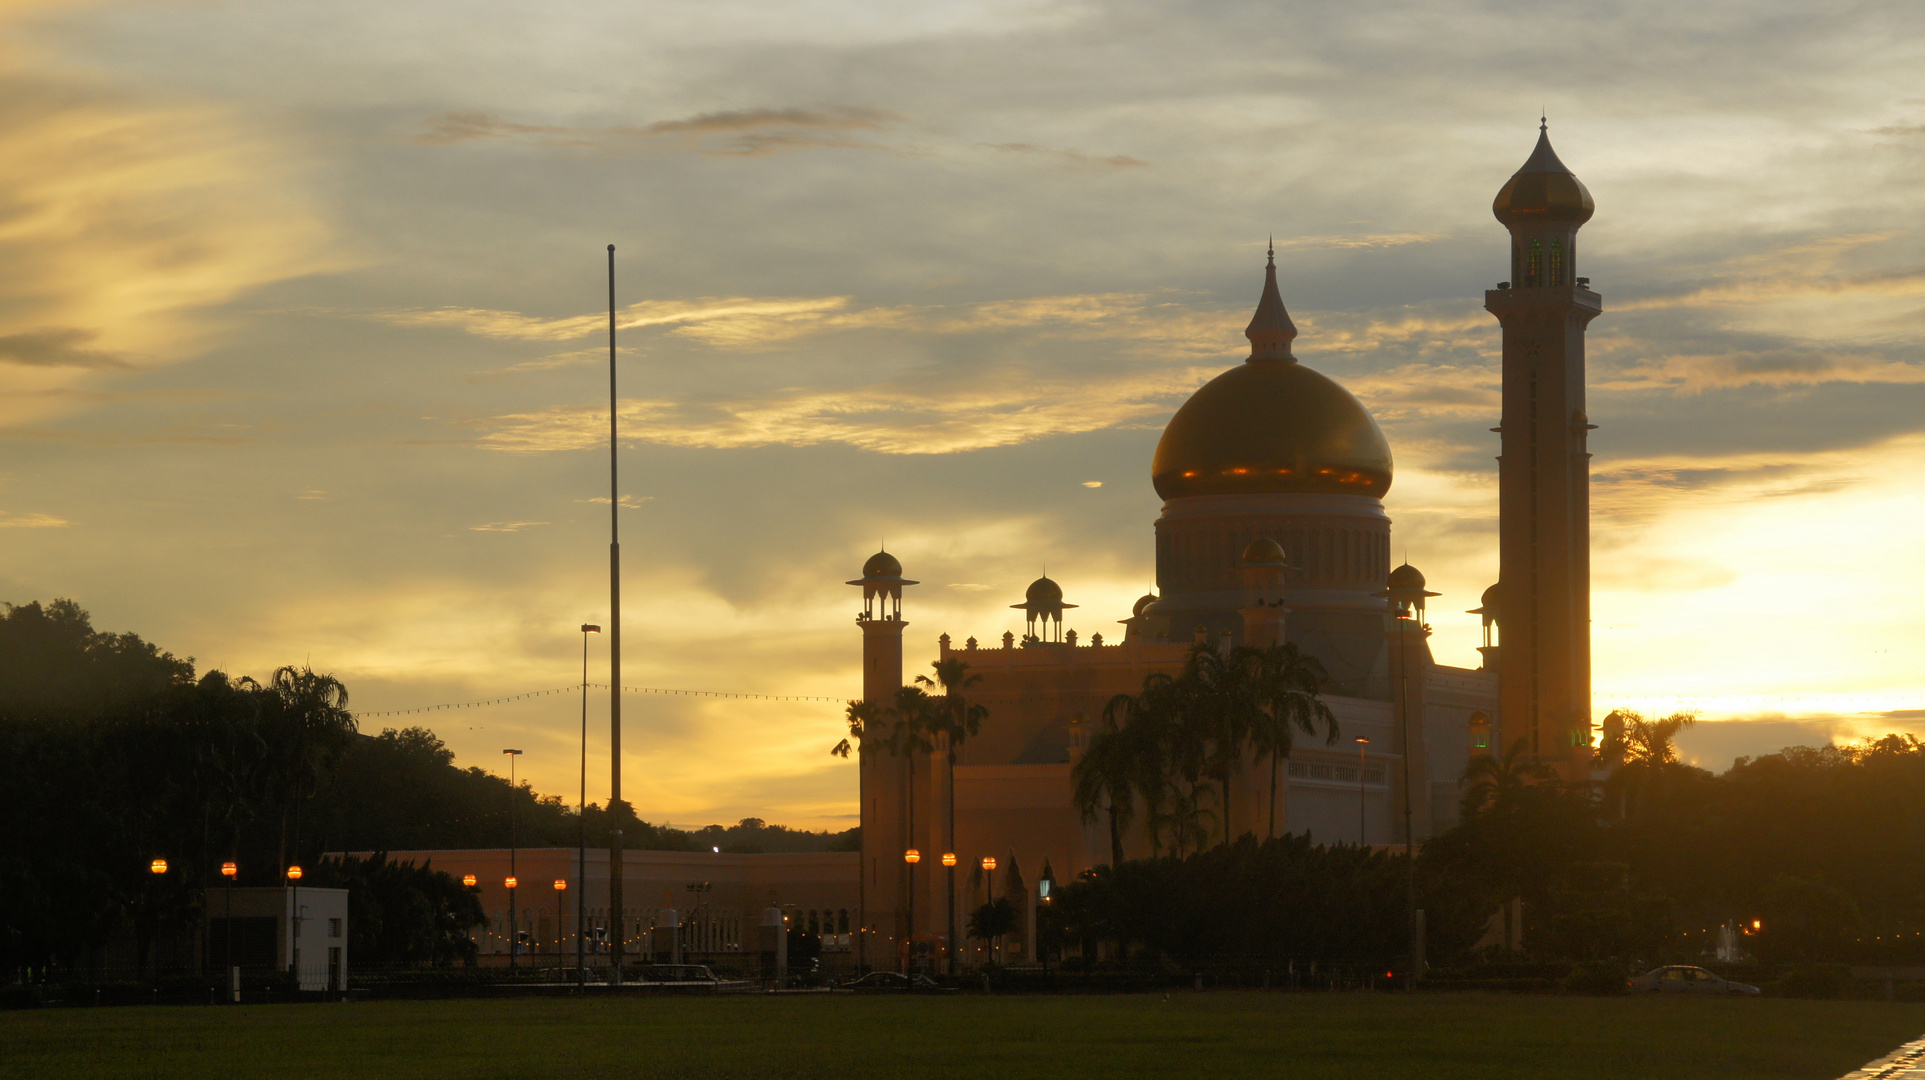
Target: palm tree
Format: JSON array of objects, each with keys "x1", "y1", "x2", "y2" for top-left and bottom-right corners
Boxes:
[
  {"x1": 1252, "y1": 642, "x2": 1338, "y2": 837},
  {"x1": 829, "y1": 699, "x2": 878, "y2": 760},
  {"x1": 916, "y1": 658, "x2": 986, "y2": 973},
  {"x1": 1598, "y1": 708, "x2": 1697, "y2": 820},
  {"x1": 1074, "y1": 694, "x2": 1150, "y2": 867},
  {"x1": 1599, "y1": 708, "x2": 1697, "y2": 767},
  {"x1": 1168, "y1": 643, "x2": 1270, "y2": 845},
  {"x1": 1460, "y1": 738, "x2": 1560, "y2": 819},
  {"x1": 915, "y1": 658, "x2": 987, "y2": 870}
]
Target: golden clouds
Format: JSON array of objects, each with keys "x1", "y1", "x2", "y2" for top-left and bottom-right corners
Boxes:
[
  {"x1": 479, "y1": 368, "x2": 1206, "y2": 456},
  {"x1": 0, "y1": 59, "x2": 337, "y2": 426},
  {"x1": 0, "y1": 511, "x2": 67, "y2": 528}
]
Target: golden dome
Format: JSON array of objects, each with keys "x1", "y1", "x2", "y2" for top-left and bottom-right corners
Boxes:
[
  {"x1": 861, "y1": 551, "x2": 902, "y2": 578},
  {"x1": 1131, "y1": 593, "x2": 1159, "y2": 617},
  {"x1": 1154, "y1": 248, "x2": 1392, "y2": 500},
  {"x1": 1152, "y1": 361, "x2": 1393, "y2": 500},
  {"x1": 1493, "y1": 123, "x2": 1594, "y2": 226}
]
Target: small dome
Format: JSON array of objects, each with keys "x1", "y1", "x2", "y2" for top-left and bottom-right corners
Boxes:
[
  {"x1": 1386, "y1": 563, "x2": 1427, "y2": 590},
  {"x1": 1025, "y1": 576, "x2": 1064, "y2": 604},
  {"x1": 862, "y1": 550, "x2": 902, "y2": 578},
  {"x1": 1493, "y1": 125, "x2": 1595, "y2": 226},
  {"x1": 1240, "y1": 537, "x2": 1287, "y2": 566},
  {"x1": 1469, "y1": 582, "x2": 1500, "y2": 621},
  {"x1": 1131, "y1": 593, "x2": 1159, "y2": 617}
]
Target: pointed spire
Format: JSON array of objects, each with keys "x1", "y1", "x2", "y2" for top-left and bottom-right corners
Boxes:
[
  {"x1": 1517, "y1": 120, "x2": 1574, "y2": 177},
  {"x1": 1245, "y1": 242, "x2": 1297, "y2": 362}
]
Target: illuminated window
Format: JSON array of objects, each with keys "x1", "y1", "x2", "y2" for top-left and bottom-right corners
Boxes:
[
  {"x1": 1549, "y1": 240, "x2": 1565, "y2": 286},
  {"x1": 1527, "y1": 240, "x2": 1543, "y2": 286}
]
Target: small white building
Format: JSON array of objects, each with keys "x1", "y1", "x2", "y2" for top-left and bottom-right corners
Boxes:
[{"x1": 203, "y1": 886, "x2": 349, "y2": 991}]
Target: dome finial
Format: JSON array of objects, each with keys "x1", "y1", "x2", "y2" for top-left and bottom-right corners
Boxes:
[{"x1": 1245, "y1": 244, "x2": 1297, "y2": 362}]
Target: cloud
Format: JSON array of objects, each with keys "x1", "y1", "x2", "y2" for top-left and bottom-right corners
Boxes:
[
  {"x1": 0, "y1": 327, "x2": 126, "y2": 368},
  {"x1": 1273, "y1": 233, "x2": 1445, "y2": 251},
  {"x1": 1081, "y1": 481, "x2": 1102, "y2": 488},
  {"x1": 0, "y1": 511, "x2": 67, "y2": 528},
  {"x1": 1597, "y1": 348, "x2": 1925, "y2": 393},
  {"x1": 410, "y1": 105, "x2": 904, "y2": 157},
  {"x1": 468, "y1": 521, "x2": 549, "y2": 532},
  {"x1": 0, "y1": 65, "x2": 338, "y2": 427},
  {"x1": 979, "y1": 142, "x2": 1147, "y2": 169},
  {"x1": 477, "y1": 367, "x2": 1202, "y2": 456}
]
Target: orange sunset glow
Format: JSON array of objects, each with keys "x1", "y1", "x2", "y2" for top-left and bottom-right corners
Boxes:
[{"x1": 0, "y1": 0, "x2": 1921, "y2": 832}]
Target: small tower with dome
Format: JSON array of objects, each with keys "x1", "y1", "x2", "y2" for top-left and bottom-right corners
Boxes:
[{"x1": 1011, "y1": 576, "x2": 1076, "y2": 644}]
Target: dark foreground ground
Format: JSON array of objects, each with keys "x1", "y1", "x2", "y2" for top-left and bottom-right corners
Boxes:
[{"x1": 5, "y1": 991, "x2": 1922, "y2": 1080}]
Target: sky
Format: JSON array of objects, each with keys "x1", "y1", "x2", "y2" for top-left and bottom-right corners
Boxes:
[{"x1": 1, "y1": 0, "x2": 1922, "y2": 829}]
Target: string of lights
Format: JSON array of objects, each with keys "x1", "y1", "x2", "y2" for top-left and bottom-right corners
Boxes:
[{"x1": 357, "y1": 682, "x2": 844, "y2": 718}]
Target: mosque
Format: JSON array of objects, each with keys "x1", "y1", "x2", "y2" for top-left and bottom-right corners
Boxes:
[
  {"x1": 850, "y1": 123, "x2": 1603, "y2": 968},
  {"x1": 392, "y1": 125, "x2": 1602, "y2": 971}
]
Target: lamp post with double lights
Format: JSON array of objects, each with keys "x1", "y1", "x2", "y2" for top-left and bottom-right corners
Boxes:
[
  {"x1": 503, "y1": 748, "x2": 522, "y2": 966},
  {"x1": 578, "y1": 623, "x2": 599, "y2": 983}
]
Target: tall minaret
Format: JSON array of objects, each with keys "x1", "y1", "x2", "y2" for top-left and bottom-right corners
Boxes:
[
  {"x1": 1485, "y1": 121, "x2": 1600, "y2": 779},
  {"x1": 848, "y1": 551, "x2": 916, "y2": 968}
]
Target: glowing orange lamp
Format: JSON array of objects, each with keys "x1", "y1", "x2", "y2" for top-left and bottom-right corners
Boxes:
[
  {"x1": 941, "y1": 852, "x2": 957, "y2": 867},
  {"x1": 980, "y1": 856, "x2": 996, "y2": 872},
  {"x1": 285, "y1": 865, "x2": 302, "y2": 881},
  {"x1": 505, "y1": 876, "x2": 518, "y2": 889},
  {"x1": 462, "y1": 874, "x2": 477, "y2": 887},
  {"x1": 221, "y1": 861, "x2": 237, "y2": 878},
  {"x1": 903, "y1": 849, "x2": 920, "y2": 865},
  {"x1": 553, "y1": 879, "x2": 567, "y2": 891},
  {"x1": 150, "y1": 859, "x2": 168, "y2": 875}
]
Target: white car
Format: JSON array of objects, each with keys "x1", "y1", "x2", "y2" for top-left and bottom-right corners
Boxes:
[{"x1": 1628, "y1": 965, "x2": 1761, "y2": 996}]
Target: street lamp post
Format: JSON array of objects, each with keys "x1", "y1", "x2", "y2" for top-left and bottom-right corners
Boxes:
[
  {"x1": 148, "y1": 858, "x2": 167, "y2": 983},
  {"x1": 579, "y1": 623, "x2": 600, "y2": 985},
  {"x1": 504, "y1": 748, "x2": 523, "y2": 967},
  {"x1": 941, "y1": 852, "x2": 957, "y2": 975},
  {"x1": 554, "y1": 879, "x2": 568, "y2": 958},
  {"x1": 221, "y1": 860, "x2": 237, "y2": 1000},
  {"x1": 285, "y1": 864, "x2": 303, "y2": 985},
  {"x1": 1354, "y1": 737, "x2": 1371, "y2": 845},
  {"x1": 980, "y1": 855, "x2": 997, "y2": 966},
  {"x1": 902, "y1": 849, "x2": 920, "y2": 974}
]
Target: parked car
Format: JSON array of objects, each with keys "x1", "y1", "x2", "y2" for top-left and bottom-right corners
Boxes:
[
  {"x1": 1628, "y1": 965, "x2": 1761, "y2": 995},
  {"x1": 840, "y1": 972, "x2": 957, "y2": 994},
  {"x1": 639, "y1": 964, "x2": 721, "y2": 984}
]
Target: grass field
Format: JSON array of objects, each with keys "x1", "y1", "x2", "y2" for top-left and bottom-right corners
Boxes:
[{"x1": 4, "y1": 992, "x2": 1921, "y2": 1080}]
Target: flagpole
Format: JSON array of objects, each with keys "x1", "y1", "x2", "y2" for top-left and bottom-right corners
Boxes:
[{"x1": 607, "y1": 243, "x2": 625, "y2": 983}]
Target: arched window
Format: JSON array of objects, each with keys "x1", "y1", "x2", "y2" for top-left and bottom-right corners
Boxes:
[
  {"x1": 1527, "y1": 240, "x2": 1543, "y2": 286},
  {"x1": 1549, "y1": 240, "x2": 1565, "y2": 286}
]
